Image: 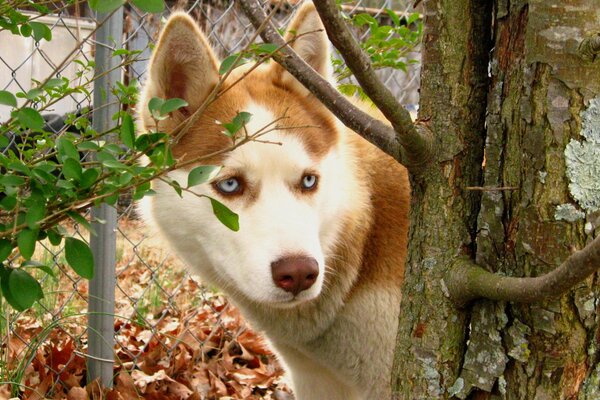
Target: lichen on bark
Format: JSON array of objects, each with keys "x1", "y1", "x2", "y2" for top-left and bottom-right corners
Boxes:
[
  {"x1": 453, "y1": 0, "x2": 600, "y2": 398},
  {"x1": 451, "y1": 301, "x2": 508, "y2": 398},
  {"x1": 565, "y1": 95, "x2": 600, "y2": 213},
  {"x1": 393, "y1": 0, "x2": 600, "y2": 398}
]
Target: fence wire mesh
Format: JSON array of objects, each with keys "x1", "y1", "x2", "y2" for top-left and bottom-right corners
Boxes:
[{"x1": 0, "y1": 1, "x2": 420, "y2": 398}]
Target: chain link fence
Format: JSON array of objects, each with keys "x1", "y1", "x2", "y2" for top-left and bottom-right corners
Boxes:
[{"x1": 0, "y1": 1, "x2": 420, "y2": 398}]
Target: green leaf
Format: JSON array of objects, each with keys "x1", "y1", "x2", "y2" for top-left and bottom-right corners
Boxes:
[
  {"x1": 0, "y1": 195, "x2": 17, "y2": 211},
  {"x1": 131, "y1": 0, "x2": 164, "y2": 13},
  {"x1": 29, "y1": 21, "x2": 52, "y2": 42},
  {"x1": 47, "y1": 228, "x2": 62, "y2": 246},
  {"x1": 63, "y1": 157, "x2": 83, "y2": 181},
  {"x1": 0, "y1": 239, "x2": 13, "y2": 262},
  {"x1": 119, "y1": 171, "x2": 133, "y2": 185},
  {"x1": 32, "y1": 167, "x2": 56, "y2": 185},
  {"x1": 77, "y1": 141, "x2": 100, "y2": 151},
  {"x1": 8, "y1": 161, "x2": 31, "y2": 176},
  {"x1": 8, "y1": 268, "x2": 43, "y2": 310},
  {"x1": 103, "y1": 192, "x2": 119, "y2": 206},
  {"x1": 160, "y1": 98, "x2": 188, "y2": 115},
  {"x1": 80, "y1": 168, "x2": 100, "y2": 189},
  {"x1": 24, "y1": 88, "x2": 43, "y2": 100},
  {"x1": 120, "y1": 113, "x2": 135, "y2": 149},
  {"x1": 385, "y1": 8, "x2": 401, "y2": 26},
  {"x1": 15, "y1": 107, "x2": 44, "y2": 130},
  {"x1": 222, "y1": 111, "x2": 252, "y2": 138},
  {"x1": 0, "y1": 175, "x2": 25, "y2": 187},
  {"x1": 0, "y1": 267, "x2": 21, "y2": 311},
  {"x1": 353, "y1": 13, "x2": 378, "y2": 27},
  {"x1": 0, "y1": 90, "x2": 17, "y2": 107},
  {"x1": 65, "y1": 238, "x2": 94, "y2": 280},
  {"x1": 219, "y1": 54, "x2": 248, "y2": 75},
  {"x1": 133, "y1": 181, "x2": 152, "y2": 200},
  {"x1": 102, "y1": 159, "x2": 128, "y2": 170},
  {"x1": 337, "y1": 83, "x2": 358, "y2": 96},
  {"x1": 88, "y1": 0, "x2": 124, "y2": 13},
  {"x1": 147, "y1": 143, "x2": 168, "y2": 166},
  {"x1": 44, "y1": 78, "x2": 65, "y2": 89},
  {"x1": 25, "y1": 203, "x2": 46, "y2": 229},
  {"x1": 56, "y1": 179, "x2": 75, "y2": 190},
  {"x1": 56, "y1": 137, "x2": 79, "y2": 162},
  {"x1": 67, "y1": 211, "x2": 94, "y2": 234},
  {"x1": 135, "y1": 132, "x2": 168, "y2": 152},
  {"x1": 17, "y1": 228, "x2": 37, "y2": 260},
  {"x1": 112, "y1": 48, "x2": 129, "y2": 57},
  {"x1": 408, "y1": 12, "x2": 421, "y2": 25},
  {"x1": 23, "y1": 261, "x2": 56, "y2": 279},
  {"x1": 209, "y1": 197, "x2": 239, "y2": 231},
  {"x1": 169, "y1": 179, "x2": 183, "y2": 197},
  {"x1": 187, "y1": 165, "x2": 221, "y2": 188},
  {"x1": 148, "y1": 97, "x2": 164, "y2": 119},
  {"x1": 103, "y1": 143, "x2": 124, "y2": 155},
  {"x1": 20, "y1": 23, "x2": 32, "y2": 37},
  {"x1": 254, "y1": 43, "x2": 278, "y2": 54},
  {"x1": 96, "y1": 150, "x2": 117, "y2": 163}
]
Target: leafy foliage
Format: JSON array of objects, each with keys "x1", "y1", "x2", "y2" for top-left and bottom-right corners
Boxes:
[
  {"x1": 0, "y1": 0, "x2": 423, "y2": 315},
  {"x1": 88, "y1": 0, "x2": 165, "y2": 14},
  {"x1": 219, "y1": 43, "x2": 282, "y2": 75},
  {"x1": 0, "y1": 1, "x2": 241, "y2": 311},
  {"x1": 334, "y1": 9, "x2": 423, "y2": 98}
]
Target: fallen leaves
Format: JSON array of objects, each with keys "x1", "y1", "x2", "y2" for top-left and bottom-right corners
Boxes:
[{"x1": 1, "y1": 218, "x2": 291, "y2": 399}]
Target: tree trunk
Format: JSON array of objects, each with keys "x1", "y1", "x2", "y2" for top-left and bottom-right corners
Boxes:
[{"x1": 392, "y1": 0, "x2": 600, "y2": 398}]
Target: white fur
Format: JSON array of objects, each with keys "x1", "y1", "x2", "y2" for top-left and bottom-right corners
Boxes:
[
  {"x1": 139, "y1": 103, "x2": 386, "y2": 399},
  {"x1": 140, "y1": 103, "x2": 350, "y2": 307}
]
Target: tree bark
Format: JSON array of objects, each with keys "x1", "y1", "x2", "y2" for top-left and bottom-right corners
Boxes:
[
  {"x1": 391, "y1": 0, "x2": 491, "y2": 397},
  {"x1": 393, "y1": 0, "x2": 600, "y2": 398}
]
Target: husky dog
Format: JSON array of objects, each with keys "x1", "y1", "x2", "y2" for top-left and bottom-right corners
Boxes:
[{"x1": 138, "y1": 3, "x2": 410, "y2": 399}]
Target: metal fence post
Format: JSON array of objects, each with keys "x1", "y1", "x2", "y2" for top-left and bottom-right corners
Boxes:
[{"x1": 88, "y1": 7, "x2": 123, "y2": 388}]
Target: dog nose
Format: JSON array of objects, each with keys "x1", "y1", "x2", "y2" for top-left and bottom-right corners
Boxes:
[{"x1": 271, "y1": 256, "x2": 319, "y2": 296}]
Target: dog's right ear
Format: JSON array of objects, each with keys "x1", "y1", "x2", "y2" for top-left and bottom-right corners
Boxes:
[{"x1": 141, "y1": 12, "x2": 219, "y2": 118}]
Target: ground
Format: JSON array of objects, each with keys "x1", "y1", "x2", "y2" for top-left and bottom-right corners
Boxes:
[{"x1": 0, "y1": 218, "x2": 292, "y2": 400}]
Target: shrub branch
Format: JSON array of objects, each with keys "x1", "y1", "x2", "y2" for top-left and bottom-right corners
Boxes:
[
  {"x1": 238, "y1": 0, "x2": 433, "y2": 173},
  {"x1": 312, "y1": 0, "x2": 431, "y2": 171}
]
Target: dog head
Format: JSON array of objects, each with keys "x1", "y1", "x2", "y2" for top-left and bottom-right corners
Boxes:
[{"x1": 139, "y1": 4, "x2": 359, "y2": 307}]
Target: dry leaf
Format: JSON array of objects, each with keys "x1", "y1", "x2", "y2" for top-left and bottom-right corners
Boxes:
[{"x1": 66, "y1": 387, "x2": 88, "y2": 400}]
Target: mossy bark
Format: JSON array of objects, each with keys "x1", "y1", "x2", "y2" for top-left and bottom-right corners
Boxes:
[
  {"x1": 392, "y1": 0, "x2": 600, "y2": 398},
  {"x1": 391, "y1": 0, "x2": 491, "y2": 397}
]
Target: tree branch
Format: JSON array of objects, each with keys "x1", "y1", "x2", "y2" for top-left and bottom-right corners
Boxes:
[
  {"x1": 312, "y1": 0, "x2": 431, "y2": 171},
  {"x1": 445, "y1": 235, "x2": 600, "y2": 307},
  {"x1": 238, "y1": 0, "x2": 433, "y2": 173}
]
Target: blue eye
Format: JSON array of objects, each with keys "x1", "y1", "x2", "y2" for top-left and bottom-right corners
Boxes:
[
  {"x1": 301, "y1": 174, "x2": 318, "y2": 190},
  {"x1": 216, "y1": 177, "x2": 241, "y2": 194}
]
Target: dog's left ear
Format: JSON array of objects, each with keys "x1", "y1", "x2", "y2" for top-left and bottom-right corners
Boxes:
[
  {"x1": 140, "y1": 12, "x2": 219, "y2": 126},
  {"x1": 272, "y1": 2, "x2": 331, "y2": 95}
]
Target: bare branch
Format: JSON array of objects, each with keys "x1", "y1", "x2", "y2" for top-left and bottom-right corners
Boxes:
[
  {"x1": 238, "y1": 0, "x2": 432, "y2": 173},
  {"x1": 445, "y1": 235, "x2": 600, "y2": 307},
  {"x1": 312, "y1": 0, "x2": 431, "y2": 170}
]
